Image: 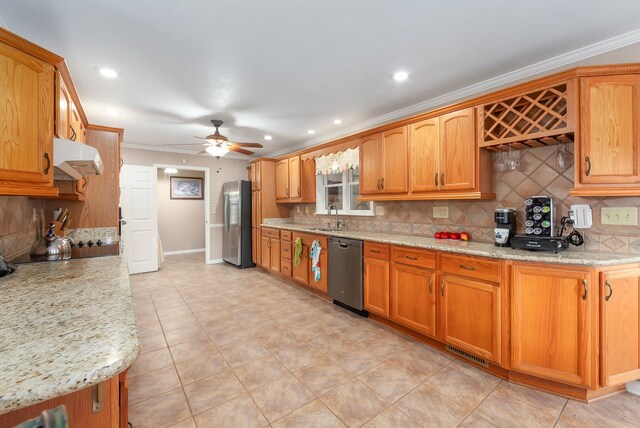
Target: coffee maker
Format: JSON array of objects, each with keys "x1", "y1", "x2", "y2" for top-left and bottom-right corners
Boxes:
[{"x1": 494, "y1": 208, "x2": 516, "y2": 247}]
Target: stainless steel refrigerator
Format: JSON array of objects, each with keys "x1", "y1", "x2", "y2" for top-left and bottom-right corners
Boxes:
[{"x1": 222, "y1": 180, "x2": 254, "y2": 268}]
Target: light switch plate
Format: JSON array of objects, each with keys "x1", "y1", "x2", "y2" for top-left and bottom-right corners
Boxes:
[
  {"x1": 433, "y1": 206, "x2": 449, "y2": 219},
  {"x1": 375, "y1": 205, "x2": 385, "y2": 216},
  {"x1": 211, "y1": 205, "x2": 217, "y2": 214},
  {"x1": 601, "y1": 207, "x2": 638, "y2": 226}
]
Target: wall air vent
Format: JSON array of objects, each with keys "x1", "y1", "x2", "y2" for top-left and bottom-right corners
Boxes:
[{"x1": 446, "y1": 345, "x2": 489, "y2": 368}]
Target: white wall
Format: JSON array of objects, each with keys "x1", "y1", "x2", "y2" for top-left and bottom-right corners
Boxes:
[
  {"x1": 157, "y1": 169, "x2": 205, "y2": 253},
  {"x1": 122, "y1": 148, "x2": 250, "y2": 259}
]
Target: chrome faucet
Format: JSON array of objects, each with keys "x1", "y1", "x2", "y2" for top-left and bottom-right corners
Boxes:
[{"x1": 327, "y1": 203, "x2": 342, "y2": 230}]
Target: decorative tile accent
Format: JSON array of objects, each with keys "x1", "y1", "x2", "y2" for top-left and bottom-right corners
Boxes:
[{"x1": 289, "y1": 143, "x2": 640, "y2": 254}]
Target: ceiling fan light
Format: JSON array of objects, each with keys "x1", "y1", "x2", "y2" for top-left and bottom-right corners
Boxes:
[{"x1": 205, "y1": 145, "x2": 230, "y2": 157}]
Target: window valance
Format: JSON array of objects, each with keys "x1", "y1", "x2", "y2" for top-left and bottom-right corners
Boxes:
[{"x1": 314, "y1": 147, "x2": 359, "y2": 175}]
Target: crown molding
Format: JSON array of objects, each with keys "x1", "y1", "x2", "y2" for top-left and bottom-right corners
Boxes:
[{"x1": 265, "y1": 27, "x2": 640, "y2": 158}]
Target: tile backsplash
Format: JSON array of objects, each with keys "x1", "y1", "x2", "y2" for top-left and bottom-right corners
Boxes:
[
  {"x1": 290, "y1": 144, "x2": 640, "y2": 254},
  {"x1": 0, "y1": 196, "x2": 44, "y2": 261}
]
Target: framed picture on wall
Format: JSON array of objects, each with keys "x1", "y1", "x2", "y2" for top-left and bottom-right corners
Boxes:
[{"x1": 170, "y1": 176, "x2": 203, "y2": 200}]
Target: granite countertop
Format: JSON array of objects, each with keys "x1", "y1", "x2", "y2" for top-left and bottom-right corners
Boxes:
[
  {"x1": 0, "y1": 255, "x2": 139, "y2": 413},
  {"x1": 262, "y1": 223, "x2": 640, "y2": 267}
]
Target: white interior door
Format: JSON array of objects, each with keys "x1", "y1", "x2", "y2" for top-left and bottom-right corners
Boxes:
[{"x1": 120, "y1": 165, "x2": 158, "y2": 274}]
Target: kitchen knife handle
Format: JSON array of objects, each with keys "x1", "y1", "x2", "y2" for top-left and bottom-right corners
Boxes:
[{"x1": 43, "y1": 152, "x2": 51, "y2": 175}]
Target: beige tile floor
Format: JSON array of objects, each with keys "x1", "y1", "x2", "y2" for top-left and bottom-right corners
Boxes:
[{"x1": 128, "y1": 253, "x2": 640, "y2": 428}]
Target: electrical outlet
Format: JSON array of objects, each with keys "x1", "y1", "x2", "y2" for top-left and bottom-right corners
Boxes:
[
  {"x1": 601, "y1": 207, "x2": 638, "y2": 226},
  {"x1": 296, "y1": 206, "x2": 301, "y2": 214},
  {"x1": 433, "y1": 206, "x2": 449, "y2": 219},
  {"x1": 375, "y1": 205, "x2": 385, "y2": 216}
]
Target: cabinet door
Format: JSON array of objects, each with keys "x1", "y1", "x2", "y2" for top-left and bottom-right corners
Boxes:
[
  {"x1": 579, "y1": 75, "x2": 640, "y2": 184},
  {"x1": 260, "y1": 235, "x2": 271, "y2": 269},
  {"x1": 439, "y1": 108, "x2": 476, "y2": 191},
  {"x1": 308, "y1": 244, "x2": 328, "y2": 292},
  {"x1": 511, "y1": 265, "x2": 592, "y2": 386},
  {"x1": 600, "y1": 268, "x2": 640, "y2": 386},
  {"x1": 289, "y1": 156, "x2": 301, "y2": 198},
  {"x1": 359, "y1": 134, "x2": 383, "y2": 194},
  {"x1": 269, "y1": 238, "x2": 281, "y2": 272},
  {"x1": 381, "y1": 126, "x2": 408, "y2": 193},
  {"x1": 441, "y1": 274, "x2": 501, "y2": 363},
  {"x1": 249, "y1": 163, "x2": 256, "y2": 189},
  {"x1": 364, "y1": 257, "x2": 390, "y2": 317},
  {"x1": 390, "y1": 263, "x2": 436, "y2": 337},
  {"x1": 292, "y1": 244, "x2": 309, "y2": 285},
  {"x1": 275, "y1": 159, "x2": 289, "y2": 199},
  {"x1": 56, "y1": 73, "x2": 70, "y2": 139},
  {"x1": 409, "y1": 118, "x2": 440, "y2": 193},
  {"x1": 0, "y1": 42, "x2": 55, "y2": 195},
  {"x1": 300, "y1": 158, "x2": 316, "y2": 202}
]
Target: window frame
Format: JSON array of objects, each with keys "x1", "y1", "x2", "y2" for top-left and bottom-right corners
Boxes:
[{"x1": 315, "y1": 169, "x2": 375, "y2": 216}]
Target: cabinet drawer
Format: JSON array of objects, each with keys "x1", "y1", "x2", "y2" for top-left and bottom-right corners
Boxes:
[
  {"x1": 365, "y1": 242, "x2": 390, "y2": 260},
  {"x1": 281, "y1": 242, "x2": 292, "y2": 260},
  {"x1": 281, "y1": 259, "x2": 292, "y2": 277},
  {"x1": 262, "y1": 228, "x2": 280, "y2": 239},
  {"x1": 391, "y1": 246, "x2": 435, "y2": 269},
  {"x1": 440, "y1": 253, "x2": 500, "y2": 283},
  {"x1": 281, "y1": 230, "x2": 292, "y2": 241}
]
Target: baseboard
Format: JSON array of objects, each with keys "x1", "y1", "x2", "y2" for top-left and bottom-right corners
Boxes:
[{"x1": 163, "y1": 248, "x2": 205, "y2": 256}]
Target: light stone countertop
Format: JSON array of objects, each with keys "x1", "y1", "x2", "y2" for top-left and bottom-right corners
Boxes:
[
  {"x1": 262, "y1": 223, "x2": 640, "y2": 267},
  {"x1": 0, "y1": 255, "x2": 139, "y2": 413}
]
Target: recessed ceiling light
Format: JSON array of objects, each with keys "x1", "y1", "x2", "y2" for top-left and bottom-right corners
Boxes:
[
  {"x1": 264, "y1": 135, "x2": 273, "y2": 141},
  {"x1": 333, "y1": 119, "x2": 342, "y2": 125},
  {"x1": 307, "y1": 130, "x2": 315, "y2": 135},
  {"x1": 393, "y1": 71, "x2": 409, "y2": 82},
  {"x1": 105, "y1": 108, "x2": 121, "y2": 115},
  {"x1": 96, "y1": 67, "x2": 119, "y2": 79}
]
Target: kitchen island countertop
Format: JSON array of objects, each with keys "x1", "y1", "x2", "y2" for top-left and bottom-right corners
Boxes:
[
  {"x1": 262, "y1": 223, "x2": 640, "y2": 267},
  {"x1": 0, "y1": 255, "x2": 139, "y2": 413}
]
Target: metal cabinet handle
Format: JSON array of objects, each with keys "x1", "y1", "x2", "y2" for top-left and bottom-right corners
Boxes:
[
  {"x1": 605, "y1": 279, "x2": 613, "y2": 302},
  {"x1": 376, "y1": 178, "x2": 381, "y2": 190},
  {"x1": 441, "y1": 280, "x2": 445, "y2": 297},
  {"x1": 92, "y1": 382, "x2": 104, "y2": 413},
  {"x1": 371, "y1": 249, "x2": 381, "y2": 253},
  {"x1": 405, "y1": 255, "x2": 418, "y2": 260},
  {"x1": 582, "y1": 279, "x2": 588, "y2": 300},
  {"x1": 43, "y1": 152, "x2": 51, "y2": 175},
  {"x1": 435, "y1": 173, "x2": 438, "y2": 186},
  {"x1": 297, "y1": 186, "x2": 300, "y2": 196},
  {"x1": 70, "y1": 125, "x2": 77, "y2": 141},
  {"x1": 286, "y1": 188, "x2": 289, "y2": 196},
  {"x1": 381, "y1": 178, "x2": 384, "y2": 189},
  {"x1": 429, "y1": 277, "x2": 433, "y2": 294},
  {"x1": 585, "y1": 156, "x2": 591, "y2": 176},
  {"x1": 459, "y1": 264, "x2": 476, "y2": 271},
  {"x1": 441, "y1": 172, "x2": 445, "y2": 186},
  {"x1": 82, "y1": 177, "x2": 87, "y2": 188}
]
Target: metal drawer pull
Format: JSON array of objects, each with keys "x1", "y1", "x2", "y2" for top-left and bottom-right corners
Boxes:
[
  {"x1": 605, "y1": 280, "x2": 613, "y2": 302},
  {"x1": 459, "y1": 264, "x2": 476, "y2": 271},
  {"x1": 92, "y1": 382, "x2": 104, "y2": 413},
  {"x1": 405, "y1": 256, "x2": 418, "y2": 260},
  {"x1": 370, "y1": 249, "x2": 381, "y2": 253},
  {"x1": 429, "y1": 277, "x2": 433, "y2": 294},
  {"x1": 582, "y1": 279, "x2": 588, "y2": 300},
  {"x1": 585, "y1": 156, "x2": 591, "y2": 176},
  {"x1": 441, "y1": 280, "x2": 445, "y2": 297}
]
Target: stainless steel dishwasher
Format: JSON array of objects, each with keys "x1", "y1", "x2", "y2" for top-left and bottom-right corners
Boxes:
[{"x1": 328, "y1": 237, "x2": 366, "y2": 315}]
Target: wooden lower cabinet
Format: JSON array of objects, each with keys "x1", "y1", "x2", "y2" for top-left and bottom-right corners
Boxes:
[
  {"x1": 0, "y1": 372, "x2": 125, "y2": 427},
  {"x1": 260, "y1": 229, "x2": 280, "y2": 273},
  {"x1": 292, "y1": 242, "x2": 309, "y2": 284},
  {"x1": 364, "y1": 257, "x2": 390, "y2": 317},
  {"x1": 511, "y1": 264, "x2": 593, "y2": 387},
  {"x1": 600, "y1": 268, "x2": 640, "y2": 386},
  {"x1": 290, "y1": 232, "x2": 328, "y2": 293},
  {"x1": 441, "y1": 274, "x2": 501, "y2": 363},
  {"x1": 390, "y1": 263, "x2": 436, "y2": 337}
]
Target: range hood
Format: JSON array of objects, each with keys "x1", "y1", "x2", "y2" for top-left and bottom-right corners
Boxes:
[{"x1": 53, "y1": 138, "x2": 104, "y2": 180}]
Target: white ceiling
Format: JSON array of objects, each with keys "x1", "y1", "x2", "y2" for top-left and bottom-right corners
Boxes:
[{"x1": 2, "y1": 0, "x2": 640, "y2": 159}]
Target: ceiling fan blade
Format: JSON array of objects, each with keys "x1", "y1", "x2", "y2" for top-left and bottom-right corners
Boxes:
[
  {"x1": 228, "y1": 146, "x2": 255, "y2": 155},
  {"x1": 230, "y1": 142, "x2": 264, "y2": 148}
]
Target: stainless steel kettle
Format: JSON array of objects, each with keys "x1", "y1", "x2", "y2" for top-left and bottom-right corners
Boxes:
[{"x1": 30, "y1": 223, "x2": 73, "y2": 261}]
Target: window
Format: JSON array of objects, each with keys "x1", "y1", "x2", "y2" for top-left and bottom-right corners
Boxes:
[{"x1": 316, "y1": 169, "x2": 374, "y2": 216}]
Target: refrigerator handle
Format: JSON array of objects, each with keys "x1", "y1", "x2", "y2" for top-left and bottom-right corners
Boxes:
[{"x1": 224, "y1": 193, "x2": 230, "y2": 232}]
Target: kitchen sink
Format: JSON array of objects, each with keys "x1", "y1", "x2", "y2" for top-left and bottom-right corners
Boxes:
[{"x1": 311, "y1": 227, "x2": 333, "y2": 232}]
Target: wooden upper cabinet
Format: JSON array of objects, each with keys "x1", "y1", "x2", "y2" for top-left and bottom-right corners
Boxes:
[
  {"x1": 275, "y1": 159, "x2": 289, "y2": 199},
  {"x1": 55, "y1": 71, "x2": 71, "y2": 139},
  {"x1": 511, "y1": 265, "x2": 593, "y2": 387},
  {"x1": 381, "y1": 126, "x2": 408, "y2": 193},
  {"x1": 0, "y1": 41, "x2": 56, "y2": 196},
  {"x1": 600, "y1": 268, "x2": 640, "y2": 387},
  {"x1": 300, "y1": 157, "x2": 316, "y2": 203},
  {"x1": 359, "y1": 133, "x2": 384, "y2": 194},
  {"x1": 250, "y1": 161, "x2": 262, "y2": 191},
  {"x1": 288, "y1": 155, "x2": 301, "y2": 198},
  {"x1": 441, "y1": 274, "x2": 501, "y2": 363},
  {"x1": 439, "y1": 107, "x2": 475, "y2": 191},
  {"x1": 409, "y1": 118, "x2": 439, "y2": 193}
]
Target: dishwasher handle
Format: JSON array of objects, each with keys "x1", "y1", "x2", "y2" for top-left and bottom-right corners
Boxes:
[{"x1": 338, "y1": 243, "x2": 350, "y2": 249}]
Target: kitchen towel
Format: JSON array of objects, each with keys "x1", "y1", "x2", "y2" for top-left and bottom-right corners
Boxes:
[
  {"x1": 293, "y1": 237, "x2": 303, "y2": 266},
  {"x1": 310, "y1": 240, "x2": 321, "y2": 282}
]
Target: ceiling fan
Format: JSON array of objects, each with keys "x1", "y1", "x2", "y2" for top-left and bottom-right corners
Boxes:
[{"x1": 163, "y1": 119, "x2": 263, "y2": 157}]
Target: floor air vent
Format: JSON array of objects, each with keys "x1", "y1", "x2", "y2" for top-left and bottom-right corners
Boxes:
[{"x1": 446, "y1": 345, "x2": 489, "y2": 368}]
